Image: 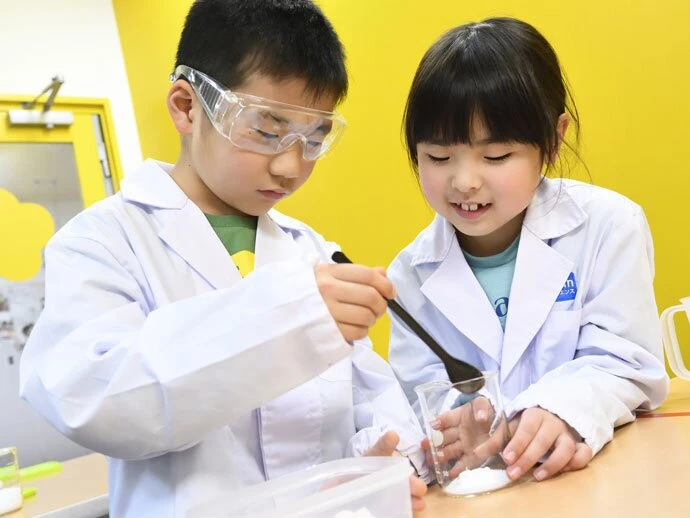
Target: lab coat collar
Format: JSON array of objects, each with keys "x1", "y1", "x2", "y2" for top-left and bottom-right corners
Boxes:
[
  {"x1": 122, "y1": 159, "x2": 305, "y2": 289},
  {"x1": 523, "y1": 176, "x2": 587, "y2": 241},
  {"x1": 409, "y1": 177, "x2": 587, "y2": 267},
  {"x1": 120, "y1": 159, "x2": 187, "y2": 209}
]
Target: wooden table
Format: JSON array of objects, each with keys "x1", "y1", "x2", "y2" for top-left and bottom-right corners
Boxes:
[
  {"x1": 7, "y1": 454, "x2": 107, "y2": 518},
  {"x1": 7, "y1": 378, "x2": 690, "y2": 517},
  {"x1": 416, "y1": 377, "x2": 690, "y2": 517}
]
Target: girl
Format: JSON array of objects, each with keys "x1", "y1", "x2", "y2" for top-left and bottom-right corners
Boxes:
[{"x1": 388, "y1": 17, "x2": 668, "y2": 483}]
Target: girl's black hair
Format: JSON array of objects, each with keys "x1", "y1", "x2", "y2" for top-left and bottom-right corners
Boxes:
[{"x1": 404, "y1": 17, "x2": 580, "y2": 175}]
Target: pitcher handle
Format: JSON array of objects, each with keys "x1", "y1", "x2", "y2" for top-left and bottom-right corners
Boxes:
[{"x1": 660, "y1": 298, "x2": 690, "y2": 380}]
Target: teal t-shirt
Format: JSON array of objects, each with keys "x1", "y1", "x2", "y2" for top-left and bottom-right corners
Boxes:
[{"x1": 462, "y1": 237, "x2": 520, "y2": 330}]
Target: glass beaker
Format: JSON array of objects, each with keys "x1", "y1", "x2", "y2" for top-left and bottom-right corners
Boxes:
[{"x1": 415, "y1": 372, "x2": 514, "y2": 497}]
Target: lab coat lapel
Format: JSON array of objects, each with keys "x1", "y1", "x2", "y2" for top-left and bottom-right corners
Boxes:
[
  {"x1": 421, "y1": 238, "x2": 504, "y2": 364},
  {"x1": 500, "y1": 182, "x2": 582, "y2": 378},
  {"x1": 254, "y1": 213, "x2": 306, "y2": 270},
  {"x1": 121, "y1": 159, "x2": 242, "y2": 290},
  {"x1": 158, "y1": 203, "x2": 242, "y2": 290}
]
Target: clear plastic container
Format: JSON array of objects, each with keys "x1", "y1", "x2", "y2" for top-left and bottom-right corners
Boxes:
[
  {"x1": 415, "y1": 371, "x2": 514, "y2": 498},
  {"x1": 0, "y1": 447, "x2": 23, "y2": 515},
  {"x1": 187, "y1": 456, "x2": 413, "y2": 518}
]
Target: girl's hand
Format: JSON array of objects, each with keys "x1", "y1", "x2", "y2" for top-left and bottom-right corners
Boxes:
[{"x1": 502, "y1": 407, "x2": 592, "y2": 481}]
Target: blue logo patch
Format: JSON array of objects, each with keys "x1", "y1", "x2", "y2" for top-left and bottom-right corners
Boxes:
[
  {"x1": 494, "y1": 297, "x2": 509, "y2": 318},
  {"x1": 556, "y1": 273, "x2": 577, "y2": 302}
]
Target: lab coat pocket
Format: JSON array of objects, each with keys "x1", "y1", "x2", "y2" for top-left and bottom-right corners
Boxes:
[
  {"x1": 317, "y1": 358, "x2": 355, "y2": 450},
  {"x1": 532, "y1": 309, "x2": 582, "y2": 378},
  {"x1": 318, "y1": 358, "x2": 352, "y2": 382}
]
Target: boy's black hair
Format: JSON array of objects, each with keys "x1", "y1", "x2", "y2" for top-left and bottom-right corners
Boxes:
[
  {"x1": 404, "y1": 17, "x2": 580, "y2": 174},
  {"x1": 175, "y1": 0, "x2": 347, "y2": 103}
]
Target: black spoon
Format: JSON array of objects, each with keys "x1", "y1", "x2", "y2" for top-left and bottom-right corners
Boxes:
[{"x1": 331, "y1": 251, "x2": 484, "y2": 393}]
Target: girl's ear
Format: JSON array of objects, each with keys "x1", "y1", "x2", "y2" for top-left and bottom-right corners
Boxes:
[
  {"x1": 553, "y1": 113, "x2": 570, "y2": 159},
  {"x1": 167, "y1": 80, "x2": 196, "y2": 136},
  {"x1": 556, "y1": 113, "x2": 570, "y2": 144}
]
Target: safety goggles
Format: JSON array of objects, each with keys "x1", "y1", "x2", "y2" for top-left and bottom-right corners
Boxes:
[{"x1": 171, "y1": 65, "x2": 346, "y2": 161}]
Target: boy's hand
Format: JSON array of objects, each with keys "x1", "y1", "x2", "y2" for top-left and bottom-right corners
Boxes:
[
  {"x1": 502, "y1": 407, "x2": 592, "y2": 481},
  {"x1": 364, "y1": 431, "x2": 427, "y2": 512},
  {"x1": 315, "y1": 264, "x2": 395, "y2": 342}
]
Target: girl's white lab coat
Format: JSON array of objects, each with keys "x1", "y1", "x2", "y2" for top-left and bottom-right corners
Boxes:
[
  {"x1": 388, "y1": 178, "x2": 669, "y2": 455},
  {"x1": 19, "y1": 160, "x2": 428, "y2": 518}
]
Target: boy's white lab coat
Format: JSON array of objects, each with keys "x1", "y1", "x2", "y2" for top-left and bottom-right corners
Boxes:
[
  {"x1": 389, "y1": 178, "x2": 669, "y2": 455},
  {"x1": 19, "y1": 160, "x2": 428, "y2": 518}
]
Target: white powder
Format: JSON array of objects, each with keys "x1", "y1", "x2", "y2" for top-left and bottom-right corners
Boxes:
[
  {"x1": 443, "y1": 467, "x2": 511, "y2": 496},
  {"x1": 0, "y1": 486, "x2": 23, "y2": 514}
]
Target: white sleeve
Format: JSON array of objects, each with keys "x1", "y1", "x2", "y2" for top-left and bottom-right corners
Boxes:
[
  {"x1": 345, "y1": 341, "x2": 433, "y2": 483},
  {"x1": 19, "y1": 234, "x2": 350, "y2": 461},
  {"x1": 508, "y1": 209, "x2": 669, "y2": 454}
]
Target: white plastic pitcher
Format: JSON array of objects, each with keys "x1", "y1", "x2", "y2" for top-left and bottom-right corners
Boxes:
[{"x1": 660, "y1": 297, "x2": 690, "y2": 379}]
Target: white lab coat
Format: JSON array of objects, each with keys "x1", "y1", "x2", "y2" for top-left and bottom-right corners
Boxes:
[
  {"x1": 19, "y1": 160, "x2": 429, "y2": 518},
  {"x1": 388, "y1": 178, "x2": 669, "y2": 455}
]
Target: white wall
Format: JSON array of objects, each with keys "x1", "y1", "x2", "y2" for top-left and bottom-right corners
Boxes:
[
  {"x1": 0, "y1": 0, "x2": 142, "y2": 175},
  {"x1": 0, "y1": 0, "x2": 141, "y2": 465}
]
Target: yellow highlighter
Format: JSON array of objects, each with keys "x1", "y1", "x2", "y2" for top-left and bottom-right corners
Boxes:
[
  {"x1": 0, "y1": 461, "x2": 63, "y2": 484},
  {"x1": 22, "y1": 486, "x2": 37, "y2": 500},
  {"x1": 18, "y1": 462, "x2": 62, "y2": 482}
]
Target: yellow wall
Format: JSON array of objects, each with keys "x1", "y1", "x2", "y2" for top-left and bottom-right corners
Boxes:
[{"x1": 114, "y1": 0, "x2": 690, "y2": 361}]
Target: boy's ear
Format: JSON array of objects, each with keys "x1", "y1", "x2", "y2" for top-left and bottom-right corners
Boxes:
[{"x1": 167, "y1": 80, "x2": 196, "y2": 136}]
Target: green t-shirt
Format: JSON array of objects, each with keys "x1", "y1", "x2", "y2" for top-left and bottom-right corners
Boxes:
[{"x1": 205, "y1": 213, "x2": 258, "y2": 277}]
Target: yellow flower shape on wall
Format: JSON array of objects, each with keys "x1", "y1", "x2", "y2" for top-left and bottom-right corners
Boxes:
[{"x1": 0, "y1": 189, "x2": 54, "y2": 281}]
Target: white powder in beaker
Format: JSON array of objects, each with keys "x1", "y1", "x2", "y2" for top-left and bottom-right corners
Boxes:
[
  {"x1": 0, "y1": 486, "x2": 23, "y2": 514},
  {"x1": 443, "y1": 467, "x2": 511, "y2": 496}
]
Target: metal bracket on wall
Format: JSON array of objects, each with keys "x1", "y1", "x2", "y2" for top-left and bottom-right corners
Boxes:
[
  {"x1": 9, "y1": 75, "x2": 73, "y2": 129},
  {"x1": 21, "y1": 74, "x2": 64, "y2": 112}
]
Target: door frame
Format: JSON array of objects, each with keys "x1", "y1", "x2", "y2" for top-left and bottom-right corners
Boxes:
[{"x1": 0, "y1": 95, "x2": 124, "y2": 203}]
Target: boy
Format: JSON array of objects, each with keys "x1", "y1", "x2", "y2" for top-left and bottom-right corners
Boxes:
[{"x1": 20, "y1": 1, "x2": 429, "y2": 516}]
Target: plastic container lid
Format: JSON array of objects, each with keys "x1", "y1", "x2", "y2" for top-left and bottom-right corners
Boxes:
[{"x1": 188, "y1": 456, "x2": 413, "y2": 518}]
